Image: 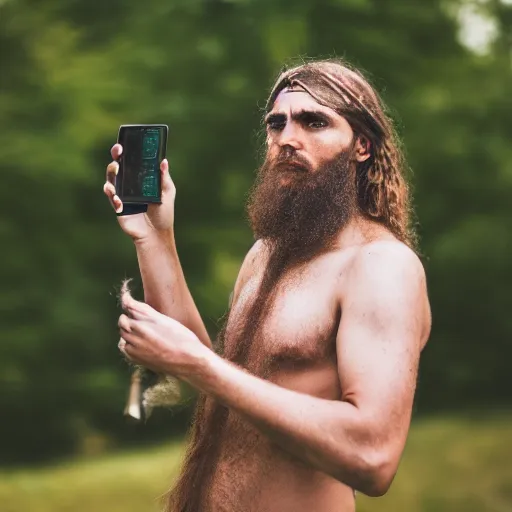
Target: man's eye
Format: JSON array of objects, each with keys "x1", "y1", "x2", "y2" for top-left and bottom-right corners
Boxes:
[
  {"x1": 267, "y1": 121, "x2": 285, "y2": 131},
  {"x1": 308, "y1": 120, "x2": 327, "y2": 129}
]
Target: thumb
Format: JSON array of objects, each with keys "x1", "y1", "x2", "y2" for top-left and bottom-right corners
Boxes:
[
  {"x1": 160, "y1": 158, "x2": 175, "y2": 194},
  {"x1": 119, "y1": 279, "x2": 153, "y2": 319}
]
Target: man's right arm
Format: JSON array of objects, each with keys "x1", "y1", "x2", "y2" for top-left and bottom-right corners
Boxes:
[
  {"x1": 134, "y1": 231, "x2": 213, "y2": 349},
  {"x1": 104, "y1": 144, "x2": 263, "y2": 351},
  {"x1": 104, "y1": 144, "x2": 212, "y2": 349}
]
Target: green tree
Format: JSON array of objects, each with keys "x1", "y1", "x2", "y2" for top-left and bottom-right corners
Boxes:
[{"x1": 0, "y1": 0, "x2": 510, "y2": 463}]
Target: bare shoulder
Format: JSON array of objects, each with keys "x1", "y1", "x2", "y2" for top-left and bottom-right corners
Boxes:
[
  {"x1": 239, "y1": 238, "x2": 267, "y2": 279},
  {"x1": 342, "y1": 239, "x2": 431, "y2": 347},
  {"x1": 348, "y1": 239, "x2": 426, "y2": 283},
  {"x1": 230, "y1": 239, "x2": 267, "y2": 306}
]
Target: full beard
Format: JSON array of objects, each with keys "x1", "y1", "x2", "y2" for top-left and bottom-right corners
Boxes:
[
  {"x1": 247, "y1": 148, "x2": 357, "y2": 269},
  {"x1": 233, "y1": 148, "x2": 358, "y2": 377}
]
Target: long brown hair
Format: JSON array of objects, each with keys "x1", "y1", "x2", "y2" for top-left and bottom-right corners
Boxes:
[{"x1": 266, "y1": 58, "x2": 417, "y2": 250}]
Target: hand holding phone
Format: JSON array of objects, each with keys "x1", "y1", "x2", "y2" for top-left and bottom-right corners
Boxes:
[{"x1": 103, "y1": 124, "x2": 176, "y2": 241}]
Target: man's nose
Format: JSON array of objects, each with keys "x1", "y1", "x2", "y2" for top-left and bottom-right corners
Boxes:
[{"x1": 277, "y1": 123, "x2": 303, "y2": 150}]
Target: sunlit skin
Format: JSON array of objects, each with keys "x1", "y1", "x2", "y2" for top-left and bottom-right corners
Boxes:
[
  {"x1": 264, "y1": 87, "x2": 370, "y2": 185},
  {"x1": 107, "y1": 88, "x2": 431, "y2": 511}
]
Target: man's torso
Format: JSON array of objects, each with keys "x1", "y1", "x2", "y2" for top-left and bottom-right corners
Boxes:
[{"x1": 203, "y1": 242, "x2": 362, "y2": 512}]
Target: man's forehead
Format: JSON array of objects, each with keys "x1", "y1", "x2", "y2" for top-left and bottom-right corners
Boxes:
[{"x1": 269, "y1": 87, "x2": 337, "y2": 116}]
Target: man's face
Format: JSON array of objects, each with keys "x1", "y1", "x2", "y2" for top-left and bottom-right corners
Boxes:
[
  {"x1": 247, "y1": 88, "x2": 365, "y2": 268},
  {"x1": 264, "y1": 88, "x2": 356, "y2": 185}
]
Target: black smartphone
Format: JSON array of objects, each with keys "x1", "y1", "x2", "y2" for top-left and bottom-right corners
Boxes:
[{"x1": 115, "y1": 124, "x2": 168, "y2": 216}]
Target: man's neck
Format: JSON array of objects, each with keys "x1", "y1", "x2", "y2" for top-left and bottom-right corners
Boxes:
[{"x1": 333, "y1": 215, "x2": 395, "y2": 251}]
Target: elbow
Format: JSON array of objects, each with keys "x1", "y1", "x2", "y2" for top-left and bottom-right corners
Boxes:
[
  {"x1": 363, "y1": 467, "x2": 395, "y2": 497},
  {"x1": 346, "y1": 448, "x2": 398, "y2": 497}
]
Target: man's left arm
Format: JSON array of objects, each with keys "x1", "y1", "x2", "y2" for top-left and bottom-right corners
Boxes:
[{"x1": 184, "y1": 243, "x2": 430, "y2": 496}]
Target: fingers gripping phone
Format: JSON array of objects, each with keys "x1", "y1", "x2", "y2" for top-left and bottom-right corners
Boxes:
[{"x1": 115, "y1": 124, "x2": 168, "y2": 216}]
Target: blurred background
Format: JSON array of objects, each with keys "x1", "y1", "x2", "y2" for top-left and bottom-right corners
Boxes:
[{"x1": 1, "y1": 0, "x2": 511, "y2": 510}]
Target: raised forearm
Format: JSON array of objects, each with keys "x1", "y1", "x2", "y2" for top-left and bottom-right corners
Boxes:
[
  {"x1": 134, "y1": 232, "x2": 212, "y2": 349},
  {"x1": 184, "y1": 350, "x2": 388, "y2": 495}
]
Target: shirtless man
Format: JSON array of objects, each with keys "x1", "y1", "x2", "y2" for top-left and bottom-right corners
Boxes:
[{"x1": 104, "y1": 59, "x2": 431, "y2": 512}]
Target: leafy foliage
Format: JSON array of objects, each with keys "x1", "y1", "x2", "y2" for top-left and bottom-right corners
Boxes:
[{"x1": 1, "y1": 0, "x2": 511, "y2": 462}]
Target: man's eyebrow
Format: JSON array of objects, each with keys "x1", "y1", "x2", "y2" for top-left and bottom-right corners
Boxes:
[
  {"x1": 265, "y1": 109, "x2": 336, "y2": 124},
  {"x1": 265, "y1": 112, "x2": 286, "y2": 124}
]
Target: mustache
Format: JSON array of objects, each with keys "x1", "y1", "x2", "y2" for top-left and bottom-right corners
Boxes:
[{"x1": 268, "y1": 152, "x2": 313, "y2": 173}]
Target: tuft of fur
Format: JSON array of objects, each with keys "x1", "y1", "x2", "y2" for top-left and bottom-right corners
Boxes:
[
  {"x1": 118, "y1": 279, "x2": 182, "y2": 420},
  {"x1": 142, "y1": 375, "x2": 182, "y2": 418}
]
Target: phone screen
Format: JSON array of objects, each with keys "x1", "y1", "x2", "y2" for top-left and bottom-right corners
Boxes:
[{"x1": 116, "y1": 125, "x2": 168, "y2": 204}]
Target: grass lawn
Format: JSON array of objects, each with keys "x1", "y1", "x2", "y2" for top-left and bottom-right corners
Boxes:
[{"x1": 1, "y1": 414, "x2": 511, "y2": 512}]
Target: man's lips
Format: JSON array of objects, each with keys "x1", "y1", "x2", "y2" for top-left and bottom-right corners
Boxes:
[{"x1": 275, "y1": 160, "x2": 309, "y2": 172}]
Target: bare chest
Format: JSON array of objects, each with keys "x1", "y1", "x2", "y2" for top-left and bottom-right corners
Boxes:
[{"x1": 222, "y1": 263, "x2": 340, "y2": 377}]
